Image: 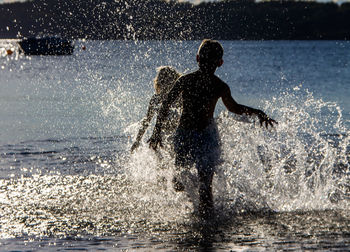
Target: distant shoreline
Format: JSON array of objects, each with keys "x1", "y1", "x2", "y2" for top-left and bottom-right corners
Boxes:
[
  {"x1": 1, "y1": 0, "x2": 350, "y2": 40},
  {"x1": 1, "y1": 38, "x2": 349, "y2": 42}
]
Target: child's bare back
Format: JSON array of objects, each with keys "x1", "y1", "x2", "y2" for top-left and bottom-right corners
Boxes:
[{"x1": 167, "y1": 69, "x2": 227, "y2": 131}]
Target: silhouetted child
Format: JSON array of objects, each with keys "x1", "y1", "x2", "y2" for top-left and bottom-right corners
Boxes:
[
  {"x1": 149, "y1": 39, "x2": 277, "y2": 219},
  {"x1": 131, "y1": 66, "x2": 181, "y2": 152}
]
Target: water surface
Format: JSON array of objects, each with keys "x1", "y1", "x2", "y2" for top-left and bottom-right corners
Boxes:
[{"x1": 0, "y1": 40, "x2": 350, "y2": 251}]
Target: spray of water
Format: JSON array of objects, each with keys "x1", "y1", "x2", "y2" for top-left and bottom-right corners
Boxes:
[
  {"x1": 215, "y1": 86, "x2": 350, "y2": 214},
  {"x1": 125, "y1": 86, "x2": 350, "y2": 217},
  {"x1": 0, "y1": 86, "x2": 349, "y2": 238}
]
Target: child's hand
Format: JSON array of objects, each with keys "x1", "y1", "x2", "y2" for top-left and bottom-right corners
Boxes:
[
  {"x1": 258, "y1": 113, "x2": 278, "y2": 129},
  {"x1": 148, "y1": 133, "x2": 162, "y2": 150}
]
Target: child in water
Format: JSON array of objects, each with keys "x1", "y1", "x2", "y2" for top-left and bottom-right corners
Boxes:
[
  {"x1": 149, "y1": 39, "x2": 277, "y2": 218},
  {"x1": 131, "y1": 66, "x2": 181, "y2": 152}
]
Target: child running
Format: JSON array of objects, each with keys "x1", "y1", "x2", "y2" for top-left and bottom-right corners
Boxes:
[
  {"x1": 131, "y1": 66, "x2": 181, "y2": 152},
  {"x1": 148, "y1": 39, "x2": 277, "y2": 218}
]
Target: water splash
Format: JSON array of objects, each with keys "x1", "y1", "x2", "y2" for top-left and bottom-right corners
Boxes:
[
  {"x1": 124, "y1": 86, "x2": 350, "y2": 217},
  {"x1": 216, "y1": 87, "x2": 350, "y2": 214},
  {"x1": 0, "y1": 87, "x2": 349, "y2": 239},
  {"x1": 0, "y1": 39, "x2": 22, "y2": 66}
]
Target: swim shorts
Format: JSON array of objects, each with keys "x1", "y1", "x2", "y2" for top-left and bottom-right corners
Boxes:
[{"x1": 173, "y1": 121, "x2": 221, "y2": 174}]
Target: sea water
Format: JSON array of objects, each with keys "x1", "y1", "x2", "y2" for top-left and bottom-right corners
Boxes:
[{"x1": 0, "y1": 40, "x2": 349, "y2": 250}]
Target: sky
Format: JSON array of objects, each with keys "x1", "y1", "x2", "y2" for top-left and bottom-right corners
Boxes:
[{"x1": 1, "y1": 0, "x2": 349, "y2": 4}]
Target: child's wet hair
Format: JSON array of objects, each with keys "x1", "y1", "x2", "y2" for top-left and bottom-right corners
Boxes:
[
  {"x1": 154, "y1": 66, "x2": 181, "y2": 95},
  {"x1": 197, "y1": 39, "x2": 224, "y2": 66}
]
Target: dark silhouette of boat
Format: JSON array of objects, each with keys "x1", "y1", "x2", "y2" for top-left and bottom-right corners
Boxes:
[{"x1": 18, "y1": 37, "x2": 74, "y2": 55}]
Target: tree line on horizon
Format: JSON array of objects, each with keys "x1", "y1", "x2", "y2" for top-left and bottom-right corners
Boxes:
[{"x1": 1, "y1": 0, "x2": 350, "y2": 40}]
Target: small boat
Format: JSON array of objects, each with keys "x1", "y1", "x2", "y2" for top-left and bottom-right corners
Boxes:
[{"x1": 18, "y1": 37, "x2": 74, "y2": 55}]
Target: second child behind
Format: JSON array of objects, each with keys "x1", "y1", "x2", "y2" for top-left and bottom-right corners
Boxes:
[{"x1": 131, "y1": 66, "x2": 181, "y2": 152}]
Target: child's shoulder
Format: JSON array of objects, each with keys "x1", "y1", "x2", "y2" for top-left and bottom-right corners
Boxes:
[
  {"x1": 179, "y1": 70, "x2": 215, "y2": 80},
  {"x1": 211, "y1": 74, "x2": 229, "y2": 92},
  {"x1": 173, "y1": 71, "x2": 197, "y2": 85},
  {"x1": 178, "y1": 70, "x2": 228, "y2": 88},
  {"x1": 178, "y1": 71, "x2": 197, "y2": 79}
]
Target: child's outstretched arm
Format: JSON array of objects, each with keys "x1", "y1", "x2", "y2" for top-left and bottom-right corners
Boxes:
[
  {"x1": 221, "y1": 84, "x2": 277, "y2": 128},
  {"x1": 131, "y1": 97, "x2": 157, "y2": 152},
  {"x1": 148, "y1": 79, "x2": 183, "y2": 150}
]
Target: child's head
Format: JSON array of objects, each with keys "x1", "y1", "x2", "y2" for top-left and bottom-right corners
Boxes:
[
  {"x1": 197, "y1": 39, "x2": 224, "y2": 70},
  {"x1": 154, "y1": 66, "x2": 181, "y2": 95}
]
